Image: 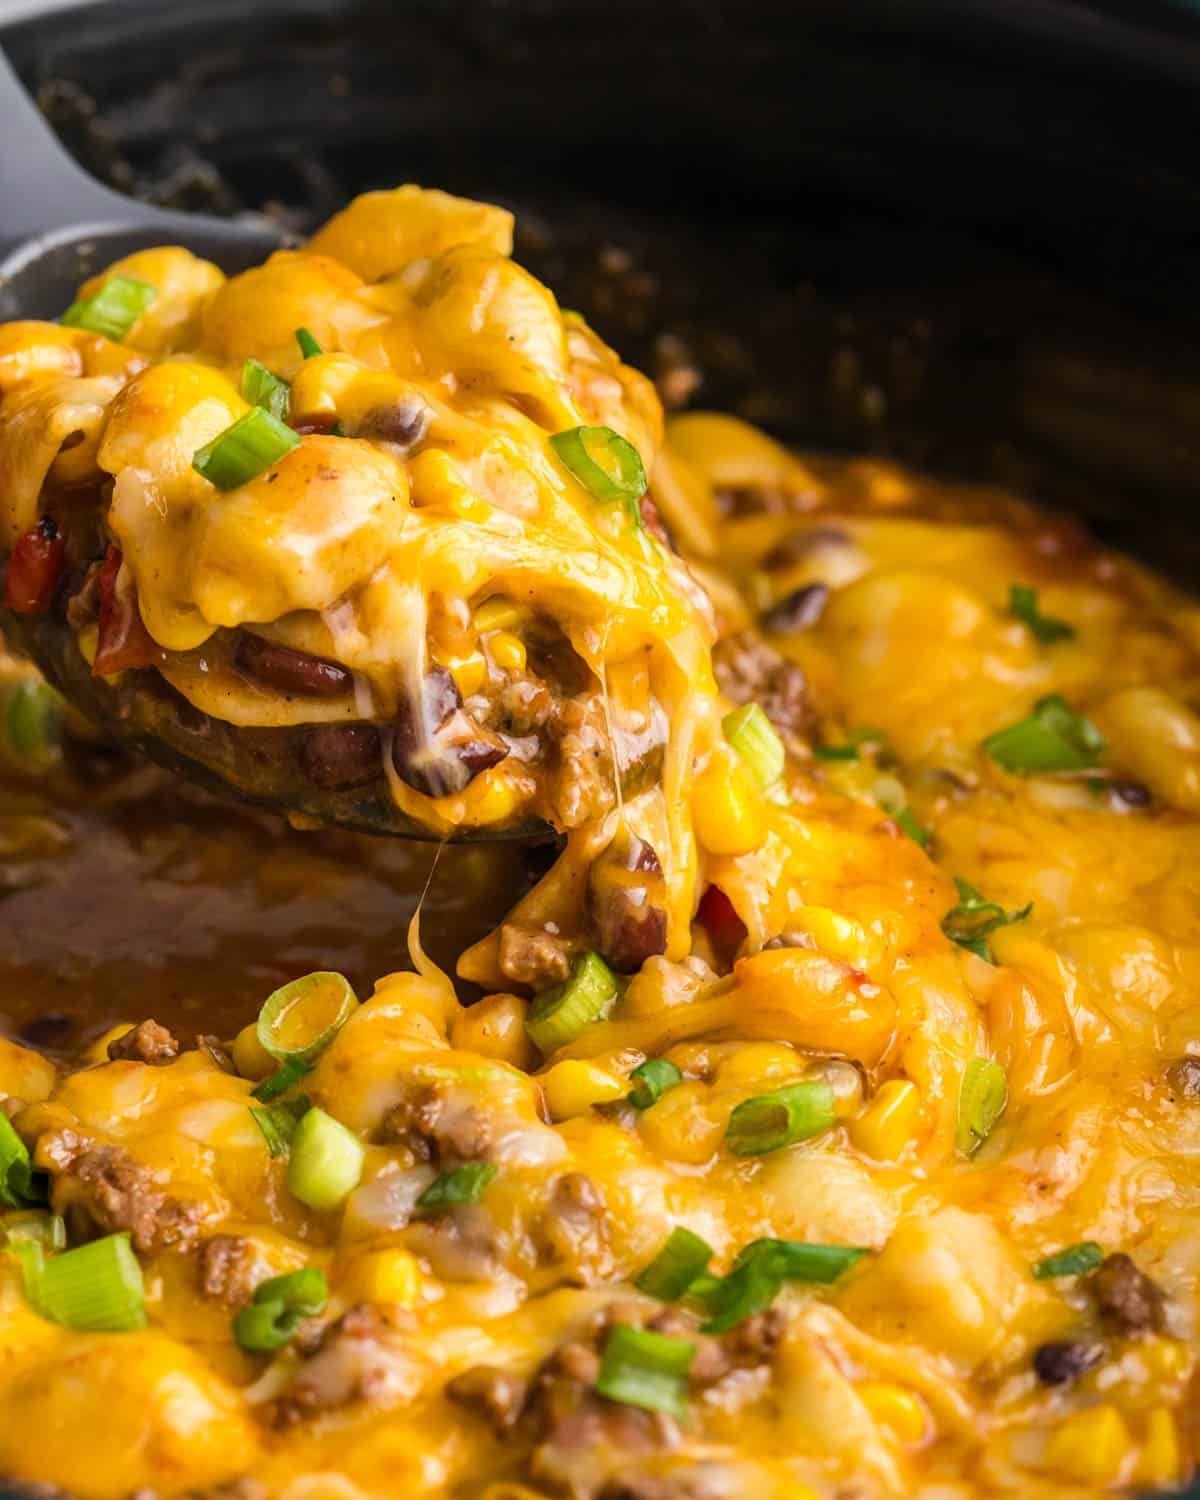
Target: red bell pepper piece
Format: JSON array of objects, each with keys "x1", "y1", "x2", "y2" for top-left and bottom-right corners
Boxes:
[
  {"x1": 3, "y1": 517, "x2": 66, "y2": 614},
  {"x1": 93, "y1": 545, "x2": 163, "y2": 676}
]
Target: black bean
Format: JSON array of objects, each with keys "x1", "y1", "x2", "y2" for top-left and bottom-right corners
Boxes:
[
  {"x1": 1033, "y1": 1340, "x2": 1105, "y2": 1386},
  {"x1": 300, "y1": 724, "x2": 381, "y2": 788},
  {"x1": 1164, "y1": 1056, "x2": 1200, "y2": 1101},
  {"x1": 761, "y1": 582, "x2": 830, "y2": 635},
  {"x1": 235, "y1": 634, "x2": 352, "y2": 698},
  {"x1": 357, "y1": 400, "x2": 429, "y2": 449},
  {"x1": 1110, "y1": 780, "x2": 1152, "y2": 811}
]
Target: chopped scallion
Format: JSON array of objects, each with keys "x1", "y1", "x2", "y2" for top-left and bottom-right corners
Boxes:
[
  {"x1": 2, "y1": 678, "x2": 63, "y2": 766},
  {"x1": 725, "y1": 1081, "x2": 835, "y2": 1157},
  {"x1": 0, "y1": 1113, "x2": 39, "y2": 1209},
  {"x1": 34, "y1": 1232, "x2": 146, "y2": 1331},
  {"x1": 286, "y1": 1106, "x2": 364, "y2": 1211},
  {"x1": 249, "y1": 1096, "x2": 309, "y2": 1158},
  {"x1": 1009, "y1": 584, "x2": 1075, "y2": 644},
  {"x1": 192, "y1": 407, "x2": 300, "y2": 491},
  {"x1": 251, "y1": 1056, "x2": 313, "y2": 1104},
  {"x1": 628, "y1": 1058, "x2": 683, "y2": 1111},
  {"x1": 1, "y1": 1210, "x2": 64, "y2": 1250},
  {"x1": 295, "y1": 326, "x2": 323, "y2": 359},
  {"x1": 956, "y1": 1057, "x2": 1008, "y2": 1157},
  {"x1": 723, "y1": 702, "x2": 786, "y2": 791},
  {"x1": 62, "y1": 275, "x2": 156, "y2": 342},
  {"x1": 940, "y1": 877, "x2": 1031, "y2": 963},
  {"x1": 526, "y1": 951, "x2": 620, "y2": 1054},
  {"x1": 635, "y1": 1227, "x2": 713, "y2": 1302},
  {"x1": 415, "y1": 1163, "x2": 498, "y2": 1213},
  {"x1": 983, "y1": 694, "x2": 1104, "y2": 774},
  {"x1": 232, "y1": 1265, "x2": 328, "y2": 1353},
  {"x1": 240, "y1": 358, "x2": 291, "y2": 422},
  {"x1": 549, "y1": 425, "x2": 647, "y2": 526},
  {"x1": 256, "y1": 970, "x2": 358, "y2": 1066},
  {"x1": 812, "y1": 725, "x2": 891, "y2": 763},
  {"x1": 594, "y1": 1323, "x2": 695, "y2": 1421},
  {"x1": 1033, "y1": 1241, "x2": 1104, "y2": 1280},
  {"x1": 699, "y1": 1238, "x2": 867, "y2": 1333},
  {"x1": 893, "y1": 806, "x2": 932, "y2": 848}
]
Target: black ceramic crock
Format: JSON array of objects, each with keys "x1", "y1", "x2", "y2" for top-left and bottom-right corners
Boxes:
[{"x1": 0, "y1": 1, "x2": 1199, "y2": 1496}]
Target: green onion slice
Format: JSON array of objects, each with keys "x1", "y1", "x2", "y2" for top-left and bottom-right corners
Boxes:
[
  {"x1": 232, "y1": 1265, "x2": 328, "y2": 1353},
  {"x1": 594, "y1": 1323, "x2": 695, "y2": 1421},
  {"x1": 526, "y1": 951, "x2": 620, "y2": 1054},
  {"x1": 628, "y1": 1058, "x2": 684, "y2": 1111},
  {"x1": 940, "y1": 877, "x2": 1031, "y2": 962},
  {"x1": 286, "y1": 1107, "x2": 364, "y2": 1211},
  {"x1": 249, "y1": 1096, "x2": 310, "y2": 1158},
  {"x1": 725, "y1": 1081, "x2": 835, "y2": 1157},
  {"x1": 256, "y1": 970, "x2": 358, "y2": 1066},
  {"x1": 295, "y1": 326, "x2": 323, "y2": 359},
  {"x1": 415, "y1": 1163, "x2": 498, "y2": 1213},
  {"x1": 723, "y1": 703, "x2": 786, "y2": 790},
  {"x1": 550, "y1": 425, "x2": 647, "y2": 509},
  {"x1": 893, "y1": 807, "x2": 932, "y2": 848},
  {"x1": 699, "y1": 1239, "x2": 867, "y2": 1334},
  {"x1": 251, "y1": 1056, "x2": 314, "y2": 1104},
  {"x1": 62, "y1": 276, "x2": 157, "y2": 342},
  {"x1": 812, "y1": 725, "x2": 891, "y2": 763},
  {"x1": 0, "y1": 1114, "x2": 40, "y2": 1209},
  {"x1": 192, "y1": 407, "x2": 301, "y2": 491},
  {"x1": 1033, "y1": 1241, "x2": 1104, "y2": 1280},
  {"x1": 956, "y1": 1057, "x2": 1008, "y2": 1157},
  {"x1": 2, "y1": 678, "x2": 63, "y2": 766},
  {"x1": 1, "y1": 1210, "x2": 65, "y2": 1250},
  {"x1": 241, "y1": 358, "x2": 291, "y2": 422},
  {"x1": 983, "y1": 694, "x2": 1104, "y2": 775},
  {"x1": 1009, "y1": 584, "x2": 1075, "y2": 644},
  {"x1": 636, "y1": 1227, "x2": 714, "y2": 1302},
  {"x1": 33, "y1": 1232, "x2": 146, "y2": 1331}
]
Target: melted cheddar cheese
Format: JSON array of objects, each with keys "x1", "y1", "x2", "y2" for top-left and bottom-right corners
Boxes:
[{"x1": 0, "y1": 189, "x2": 1199, "y2": 1500}]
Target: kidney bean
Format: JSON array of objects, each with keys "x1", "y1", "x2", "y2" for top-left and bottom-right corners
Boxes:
[
  {"x1": 4, "y1": 516, "x2": 66, "y2": 614},
  {"x1": 588, "y1": 833, "x2": 668, "y2": 972},
  {"x1": 357, "y1": 399, "x2": 429, "y2": 449},
  {"x1": 392, "y1": 667, "x2": 507, "y2": 797},
  {"x1": 93, "y1": 545, "x2": 164, "y2": 675},
  {"x1": 235, "y1": 633, "x2": 352, "y2": 697}
]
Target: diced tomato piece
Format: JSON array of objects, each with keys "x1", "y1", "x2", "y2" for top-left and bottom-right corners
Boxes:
[
  {"x1": 696, "y1": 884, "x2": 747, "y2": 960},
  {"x1": 3, "y1": 518, "x2": 66, "y2": 614},
  {"x1": 93, "y1": 545, "x2": 163, "y2": 676}
]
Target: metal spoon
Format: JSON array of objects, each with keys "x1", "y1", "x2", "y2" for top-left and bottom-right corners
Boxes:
[{"x1": 0, "y1": 48, "x2": 549, "y2": 843}]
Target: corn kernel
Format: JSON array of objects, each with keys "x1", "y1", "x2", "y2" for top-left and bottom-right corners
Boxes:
[
  {"x1": 337, "y1": 1248, "x2": 421, "y2": 1309},
  {"x1": 850, "y1": 1079, "x2": 923, "y2": 1162},
  {"x1": 1043, "y1": 1404, "x2": 1134, "y2": 1488},
  {"x1": 463, "y1": 771, "x2": 525, "y2": 826},
  {"x1": 450, "y1": 994, "x2": 536, "y2": 1071},
  {"x1": 541, "y1": 1059, "x2": 626, "y2": 1121},
  {"x1": 474, "y1": 597, "x2": 522, "y2": 633},
  {"x1": 692, "y1": 754, "x2": 768, "y2": 857},
  {"x1": 638, "y1": 1080, "x2": 724, "y2": 1165},
  {"x1": 1135, "y1": 1407, "x2": 1183, "y2": 1487},
  {"x1": 232, "y1": 1022, "x2": 276, "y2": 1082},
  {"x1": 713, "y1": 1042, "x2": 803, "y2": 1088},
  {"x1": 488, "y1": 630, "x2": 527, "y2": 674},
  {"x1": 76, "y1": 624, "x2": 98, "y2": 667},
  {"x1": 857, "y1": 1381, "x2": 928, "y2": 1446},
  {"x1": 790, "y1": 904, "x2": 877, "y2": 968}
]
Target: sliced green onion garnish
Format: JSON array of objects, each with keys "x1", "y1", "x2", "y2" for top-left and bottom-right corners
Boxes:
[
  {"x1": 983, "y1": 694, "x2": 1104, "y2": 774},
  {"x1": 724, "y1": 1081, "x2": 835, "y2": 1157},
  {"x1": 233, "y1": 1265, "x2": 328, "y2": 1352},
  {"x1": 1033, "y1": 1241, "x2": 1104, "y2": 1280},
  {"x1": 893, "y1": 806, "x2": 932, "y2": 848},
  {"x1": 635, "y1": 1227, "x2": 713, "y2": 1302},
  {"x1": 256, "y1": 970, "x2": 358, "y2": 1066},
  {"x1": 698, "y1": 1239, "x2": 867, "y2": 1333},
  {"x1": 415, "y1": 1163, "x2": 498, "y2": 1213},
  {"x1": 594, "y1": 1324, "x2": 695, "y2": 1421},
  {"x1": 251, "y1": 1056, "x2": 314, "y2": 1104},
  {"x1": 1, "y1": 1210, "x2": 65, "y2": 1250},
  {"x1": 812, "y1": 725, "x2": 891, "y2": 763},
  {"x1": 956, "y1": 1057, "x2": 1008, "y2": 1157},
  {"x1": 240, "y1": 358, "x2": 291, "y2": 422},
  {"x1": 192, "y1": 407, "x2": 301, "y2": 491},
  {"x1": 249, "y1": 1096, "x2": 309, "y2": 1158},
  {"x1": 34, "y1": 1232, "x2": 146, "y2": 1331},
  {"x1": 287, "y1": 1106, "x2": 364, "y2": 1211},
  {"x1": 61, "y1": 275, "x2": 157, "y2": 342},
  {"x1": 2, "y1": 678, "x2": 63, "y2": 766},
  {"x1": 295, "y1": 326, "x2": 322, "y2": 359},
  {"x1": 550, "y1": 425, "x2": 647, "y2": 508},
  {"x1": 940, "y1": 877, "x2": 1031, "y2": 962},
  {"x1": 723, "y1": 703, "x2": 786, "y2": 790},
  {"x1": 526, "y1": 951, "x2": 620, "y2": 1054},
  {"x1": 628, "y1": 1058, "x2": 684, "y2": 1111},
  {"x1": 1009, "y1": 584, "x2": 1075, "y2": 644},
  {"x1": 0, "y1": 1114, "x2": 39, "y2": 1209}
]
